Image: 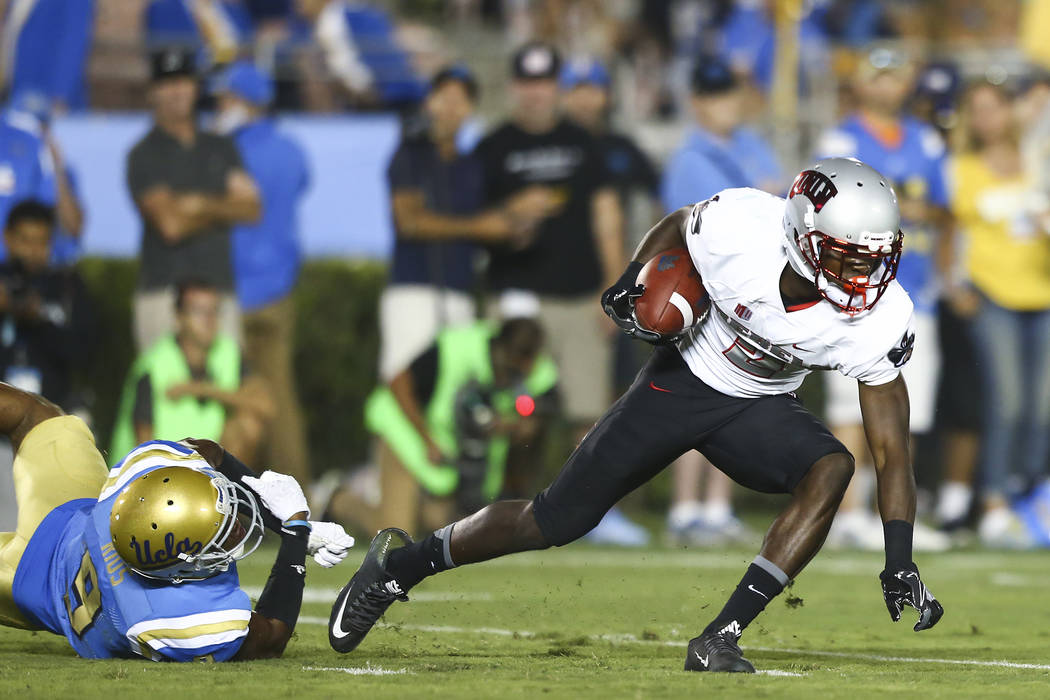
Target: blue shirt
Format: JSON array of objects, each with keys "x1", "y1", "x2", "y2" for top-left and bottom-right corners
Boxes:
[
  {"x1": 661, "y1": 126, "x2": 782, "y2": 213},
  {"x1": 230, "y1": 119, "x2": 309, "y2": 310},
  {"x1": 12, "y1": 440, "x2": 251, "y2": 661},
  {"x1": 3, "y1": 0, "x2": 94, "y2": 110},
  {"x1": 816, "y1": 115, "x2": 948, "y2": 312},
  {"x1": 717, "y1": 4, "x2": 828, "y2": 93},
  {"x1": 0, "y1": 120, "x2": 56, "y2": 228}
]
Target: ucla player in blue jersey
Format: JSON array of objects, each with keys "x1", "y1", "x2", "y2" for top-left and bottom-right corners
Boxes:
[{"x1": 0, "y1": 382, "x2": 355, "y2": 660}]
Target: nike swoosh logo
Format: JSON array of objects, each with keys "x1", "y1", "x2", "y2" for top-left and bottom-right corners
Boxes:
[
  {"x1": 649, "y1": 381, "x2": 672, "y2": 393},
  {"x1": 330, "y1": 586, "x2": 353, "y2": 639},
  {"x1": 694, "y1": 650, "x2": 709, "y2": 667},
  {"x1": 748, "y1": 584, "x2": 769, "y2": 600}
]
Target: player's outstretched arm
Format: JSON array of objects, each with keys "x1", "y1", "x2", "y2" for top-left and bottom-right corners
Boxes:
[
  {"x1": 0, "y1": 382, "x2": 63, "y2": 451},
  {"x1": 859, "y1": 376, "x2": 944, "y2": 632}
]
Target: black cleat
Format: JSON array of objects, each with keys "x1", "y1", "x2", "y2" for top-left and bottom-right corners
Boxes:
[
  {"x1": 328, "y1": 527, "x2": 412, "y2": 653},
  {"x1": 684, "y1": 621, "x2": 756, "y2": 673}
]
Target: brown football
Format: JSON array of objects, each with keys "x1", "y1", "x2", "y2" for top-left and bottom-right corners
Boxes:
[{"x1": 634, "y1": 247, "x2": 710, "y2": 338}]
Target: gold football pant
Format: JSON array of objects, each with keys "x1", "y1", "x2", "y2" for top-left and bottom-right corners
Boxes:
[{"x1": 0, "y1": 416, "x2": 108, "y2": 629}]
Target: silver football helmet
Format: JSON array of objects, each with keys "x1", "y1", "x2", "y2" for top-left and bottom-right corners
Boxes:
[{"x1": 783, "y1": 157, "x2": 903, "y2": 314}]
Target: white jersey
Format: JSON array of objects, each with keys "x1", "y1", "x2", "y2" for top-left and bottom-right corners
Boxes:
[{"x1": 677, "y1": 188, "x2": 916, "y2": 399}]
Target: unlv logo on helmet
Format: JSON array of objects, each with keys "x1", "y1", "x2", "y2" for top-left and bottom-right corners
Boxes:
[{"x1": 789, "y1": 170, "x2": 838, "y2": 212}]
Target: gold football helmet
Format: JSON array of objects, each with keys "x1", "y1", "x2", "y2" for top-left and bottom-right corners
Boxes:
[{"x1": 110, "y1": 466, "x2": 264, "y2": 583}]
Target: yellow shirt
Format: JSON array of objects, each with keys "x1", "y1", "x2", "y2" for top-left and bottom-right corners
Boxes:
[{"x1": 949, "y1": 153, "x2": 1050, "y2": 310}]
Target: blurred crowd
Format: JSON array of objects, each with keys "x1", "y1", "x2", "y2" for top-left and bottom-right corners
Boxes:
[{"x1": 2, "y1": 0, "x2": 1050, "y2": 550}]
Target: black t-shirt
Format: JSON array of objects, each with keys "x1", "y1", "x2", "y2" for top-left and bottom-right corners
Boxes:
[
  {"x1": 126, "y1": 126, "x2": 243, "y2": 291},
  {"x1": 0, "y1": 261, "x2": 95, "y2": 408},
  {"x1": 596, "y1": 131, "x2": 659, "y2": 200},
  {"x1": 476, "y1": 119, "x2": 610, "y2": 296},
  {"x1": 386, "y1": 133, "x2": 484, "y2": 292}
]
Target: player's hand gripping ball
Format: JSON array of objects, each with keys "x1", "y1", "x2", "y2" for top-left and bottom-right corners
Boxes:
[{"x1": 633, "y1": 247, "x2": 711, "y2": 340}]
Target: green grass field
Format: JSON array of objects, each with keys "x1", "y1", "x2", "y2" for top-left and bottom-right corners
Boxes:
[{"x1": 2, "y1": 542, "x2": 1049, "y2": 699}]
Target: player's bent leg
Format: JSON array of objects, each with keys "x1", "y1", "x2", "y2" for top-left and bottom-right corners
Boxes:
[
  {"x1": 685, "y1": 452, "x2": 854, "y2": 674},
  {"x1": 329, "y1": 347, "x2": 703, "y2": 653},
  {"x1": 0, "y1": 415, "x2": 108, "y2": 629},
  {"x1": 759, "y1": 452, "x2": 855, "y2": 577}
]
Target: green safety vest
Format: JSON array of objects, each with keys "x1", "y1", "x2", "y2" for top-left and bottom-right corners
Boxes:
[
  {"x1": 365, "y1": 321, "x2": 558, "y2": 497},
  {"x1": 109, "y1": 333, "x2": 241, "y2": 466}
]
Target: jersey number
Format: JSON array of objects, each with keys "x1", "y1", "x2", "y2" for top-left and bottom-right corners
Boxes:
[
  {"x1": 722, "y1": 338, "x2": 788, "y2": 378},
  {"x1": 64, "y1": 548, "x2": 103, "y2": 637}
]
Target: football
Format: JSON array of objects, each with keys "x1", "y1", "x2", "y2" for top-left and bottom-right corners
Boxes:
[{"x1": 634, "y1": 247, "x2": 710, "y2": 338}]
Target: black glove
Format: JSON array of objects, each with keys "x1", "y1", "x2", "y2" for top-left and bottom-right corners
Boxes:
[
  {"x1": 880, "y1": 563, "x2": 944, "y2": 631},
  {"x1": 600, "y1": 262, "x2": 665, "y2": 345}
]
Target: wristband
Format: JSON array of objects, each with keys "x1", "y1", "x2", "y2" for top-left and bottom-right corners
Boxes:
[
  {"x1": 883, "y1": 519, "x2": 914, "y2": 570},
  {"x1": 282, "y1": 519, "x2": 312, "y2": 532}
]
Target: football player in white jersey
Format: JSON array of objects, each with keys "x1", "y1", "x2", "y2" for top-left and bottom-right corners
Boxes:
[{"x1": 328, "y1": 157, "x2": 944, "y2": 673}]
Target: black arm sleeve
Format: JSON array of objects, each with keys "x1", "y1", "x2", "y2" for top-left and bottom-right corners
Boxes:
[
  {"x1": 217, "y1": 449, "x2": 284, "y2": 532},
  {"x1": 254, "y1": 526, "x2": 309, "y2": 631}
]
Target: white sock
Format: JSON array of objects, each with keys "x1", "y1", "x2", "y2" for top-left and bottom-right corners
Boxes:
[
  {"x1": 703, "y1": 500, "x2": 731, "y2": 525},
  {"x1": 668, "y1": 500, "x2": 705, "y2": 529},
  {"x1": 936, "y1": 481, "x2": 972, "y2": 523}
]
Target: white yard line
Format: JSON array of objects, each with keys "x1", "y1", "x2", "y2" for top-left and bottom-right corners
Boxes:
[
  {"x1": 297, "y1": 618, "x2": 1050, "y2": 672},
  {"x1": 302, "y1": 664, "x2": 408, "y2": 676},
  {"x1": 244, "y1": 587, "x2": 492, "y2": 604}
]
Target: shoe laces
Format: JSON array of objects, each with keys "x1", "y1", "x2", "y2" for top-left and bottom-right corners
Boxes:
[
  {"x1": 708, "y1": 631, "x2": 743, "y2": 656},
  {"x1": 346, "y1": 581, "x2": 403, "y2": 632}
]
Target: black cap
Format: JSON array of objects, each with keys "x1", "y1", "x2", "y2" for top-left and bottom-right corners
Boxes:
[
  {"x1": 150, "y1": 47, "x2": 197, "y2": 82},
  {"x1": 430, "y1": 63, "x2": 479, "y2": 101},
  {"x1": 691, "y1": 55, "x2": 737, "y2": 95},
  {"x1": 511, "y1": 41, "x2": 561, "y2": 81}
]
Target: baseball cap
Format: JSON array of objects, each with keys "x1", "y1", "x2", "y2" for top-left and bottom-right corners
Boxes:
[
  {"x1": 691, "y1": 56, "x2": 737, "y2": 95},
  {"x1": 430, "y1": 63, "x2": 479, "y2": 101},
  {"x1": 150, "y1": 46, "x2": 197, "y2": 82},
  {"x1": 559, "y1": 57, "x2": 610, "y2": 90},
  {"x1": 212, "y1": 60, "x2": 275, "y2": 106},
  {"x1": 511, "y1": 42, "x2": 561, "y2": 81}
]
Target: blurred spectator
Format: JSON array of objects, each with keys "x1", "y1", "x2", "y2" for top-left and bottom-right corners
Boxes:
[
  {"x1": 478, "y1": 41, "x2": 620, "y2": 437},
  {"x1": 477, "y1": 42, "x2": 645, "y2": 546},
  {"x1": 660, "y1": 55, "x2": 781, "y2": 547},
  {"x1": 110, "y1": 279, "x2": 275, "y2": 466},
  {"x1": 716, "y1": 0, "x2": 829, "y2": 93},
  {"x1": 662, "y1": 56, "x2": 782, "y2": 209},
  {"x1": 0, "y1": 0, "x2": 95, "y2": 112},
  {"x1": 816, "y1": 45, "x2": 950, "y2": 551},
  {"x1": 380, "y1": 65, "x2": 542, "y2": 384},
  {"x1": 145, "y1": 0, "x2": 254, "y2": 65},
  {"x1": 212, "y1": 61, "x2": 312, "y2": 487},
  {"x1": 293, "y1": 0, "x2": 426, "y2": 110},
  {"x1": 560, "y1": 57, "x2": 660, "y2": 244},
  {"x1": 948, "y1": 81, "x2": 1050, "y2": 547},
  {"x1": 3, "y1": 91, "x2": 84, "y2": 265},
  {"x1": 327, "y1": 318, "x2": 557, "y2": 537},
  {"x1": 126, "y1": 47, "x2": 260, "y2": 352},
  {"x1": 0, "y1": 200, "x2": 95, "y2": 410},
  {"x1": 0, "y1": 99, "x2": 56, "y2": 257}
]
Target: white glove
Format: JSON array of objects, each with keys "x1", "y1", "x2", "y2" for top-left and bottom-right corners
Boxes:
[
  {"x1": 307, "y1": 521, "x2": 355, "y2": 567},
  {"x1": 242, "y1": 471, "x2": 310, "y2": 523}
]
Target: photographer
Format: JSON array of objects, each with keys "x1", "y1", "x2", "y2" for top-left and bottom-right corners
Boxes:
[
  {"x1": 326, "y1": 318, "x2": 557, "y2": 536},
  {"x1": 0, "y1": 201, "x2": 95, "y2": 409}
]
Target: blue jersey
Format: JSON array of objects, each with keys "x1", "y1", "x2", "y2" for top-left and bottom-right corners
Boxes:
[
  {"x1": 816, "y1": 116, "x2": 948, "y2": 312},
  {"x1": 11, "y1": 441, "x2": 252, "y2": 661}
]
